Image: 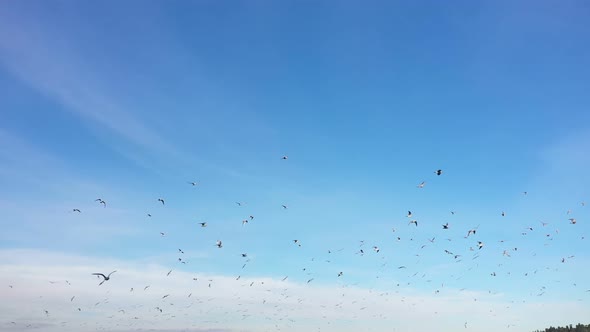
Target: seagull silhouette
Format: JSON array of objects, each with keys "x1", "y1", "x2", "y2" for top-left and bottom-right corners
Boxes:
[
  {"x1": 91, "y1": 271, "x2": 116, "y2": 286},
  {"x1": 157, "y1": 198, "x2": 165, "y2": 205}
]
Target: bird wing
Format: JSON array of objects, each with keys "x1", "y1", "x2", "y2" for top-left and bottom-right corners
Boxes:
[
  {"x1": 92, "y1": 273, "x2": 107, "y2": 279},
  {"x1": 107, "y1": 270, "x2": 117, "y2": 277}
]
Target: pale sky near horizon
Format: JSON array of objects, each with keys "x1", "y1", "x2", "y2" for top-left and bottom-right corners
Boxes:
[{"x1": 1, "y1": 1, "x2": 589, "y2": 332}]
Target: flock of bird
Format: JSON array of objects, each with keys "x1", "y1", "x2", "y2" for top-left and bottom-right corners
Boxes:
[{"x1": 5, "y1": 156, "x2": 589, "y2": 332}]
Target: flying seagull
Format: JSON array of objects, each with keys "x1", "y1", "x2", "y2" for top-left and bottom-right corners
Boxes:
[
  {"x1": 417, "y1": 181, "x2": 426, "y2": 188},
  {"x1": 477, "y1": 241, "x2": 484, "y2": 250},
  {"x1": 188, "y1": 181, "x2": 198, "y2": 186},
  {"x1": 216, "y1": 240, "x2": 223, "y2": 248},
  {"x1": 92, "y1": 271, "x2": 116, "y2": 286},
  {"x1": 95, "y1": 199, "x2": 106, "y2": 208},
  {"x1": 157, "y1": 198, "x2": 165, "y2": 205},
  {"x1": 434, "y1": 169, "x2": 443, "y2": 176},
  {"x1": 72, "y1": 209, "x2": 81, "y2": 213},
  {"x1": 442, "y1": 223, "x2": 449, "y2": 229},
  {"x1": 282, "y1": 205, "x2": 288, "y2": 209},
  {"x1": 282, "y1": 156, "x2": 288, "y2": 160},
  {"x1": 409, "y1": 220, "x2": 418, "y2": 227},
  {"x1": 199, "y1": 222, "x2": 207, "y2": 227}
]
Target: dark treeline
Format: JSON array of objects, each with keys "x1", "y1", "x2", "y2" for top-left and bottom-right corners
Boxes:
[{"x1": 534, "y1": 323, "x2": 590, "y2": 332}]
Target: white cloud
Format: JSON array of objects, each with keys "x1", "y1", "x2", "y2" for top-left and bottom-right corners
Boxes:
[{"x1": 1, "y1": 249, "x2": 588, "y2": 332}]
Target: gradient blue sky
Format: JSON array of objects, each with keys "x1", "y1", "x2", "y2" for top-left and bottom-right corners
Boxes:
[{"x1": 1, "y1": 1, "x2": 589, "y2": 332}]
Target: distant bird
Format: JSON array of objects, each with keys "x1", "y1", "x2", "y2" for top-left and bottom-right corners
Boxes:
[
  {"x1": 409, "y1": 220, "x2": 418, "y2": 227},
  {"x1": 442, "y1": 223, "x2": 449, "y2": 229},
  {"x1": 160, "y1": 232, "x2": 166, "y2": 237},
  {"x1": 417, "y1": 181, "x2": 426, "y2": 188},
  {"x1": 435, "y1": 169, "x2": 443, "y2": 176},
  {"x1": 523, "y1": 191, "x2": 528, "y2": 195},
  {"x1": 216, "y1": 240, "x2": 223, "y2": 248},
  {"x1": 147, "y1": 214, "x2": 152, "y2": 217},
  {"x1": 337, "y1": 272, "x2": 343, "y2": 277},
  {"x1": 467, "y1": 229, "x2": 476, "y2": 237},
  {"x1": 157, "y1": 198, "x2": 165, "y2": 205},
  {"x1": 144, "y1": 285, "x2": 150, "y2": 291},
  {"x1": 477, "y1": 241, "x2": 484, "y2": 249},
  {"x1": 569, "y1": 218, "x2": 577, "y2": 224},
  {"x1": 241, "y1": 253, "x2": 247, "y2": 258},
  {"x1": 428, "y1": 237, "x2": 435, "y2": 243},
  {"x1": 282, "y1": 156, "x2": 288, "y2": 160},
  {"x1": 188, "y1": 181, "x2": 198, "y2": 186},
  {"x1": 293, "y1": 240, "x2": 300, "y2": 246},
  {"x1": 407, "y1": 211, "x2": 412, "y2": 218},
  {"x1": 242, "y1": 219, "x2": 248, "y2": 226},
  {"x1": 307, "y1": 278, "x2": 314, "y2": 283},
  {"x1": 167, "y1": 270, "x2": 172, "y2": 276},
  {"x1": 235, "y1": 202, "x2": 242, "y2": 206},
  {"x1": 282, "y1": 205, "x2": 288, "y2": 209},
  {"x1": 178, "y1": 249, "x2": 184, "y2": 254},
  {"x1": 373, "y1": 246, "x2": 380, "y2": 253},
  {"x1": 501, "y1": 211, "x2": 505, "y2": 217},
  {"x1": 199, "y1": 222, "x2": 207, "y2": 227},
  {"x1": 95, "y1": 199, "x2": 106, "y2": 208},
  {"x1": 91, "y1": 271, "x2": 116, "y2": 286}
]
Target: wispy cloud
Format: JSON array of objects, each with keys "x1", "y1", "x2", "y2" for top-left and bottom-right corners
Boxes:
[{"x1": 0, "y1": 8, "x2": 248, "y2": 180}]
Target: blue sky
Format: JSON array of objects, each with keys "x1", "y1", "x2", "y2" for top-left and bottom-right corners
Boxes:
[{"x1": 1, "y1": 1, "x2": 589, "y2": 332}]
